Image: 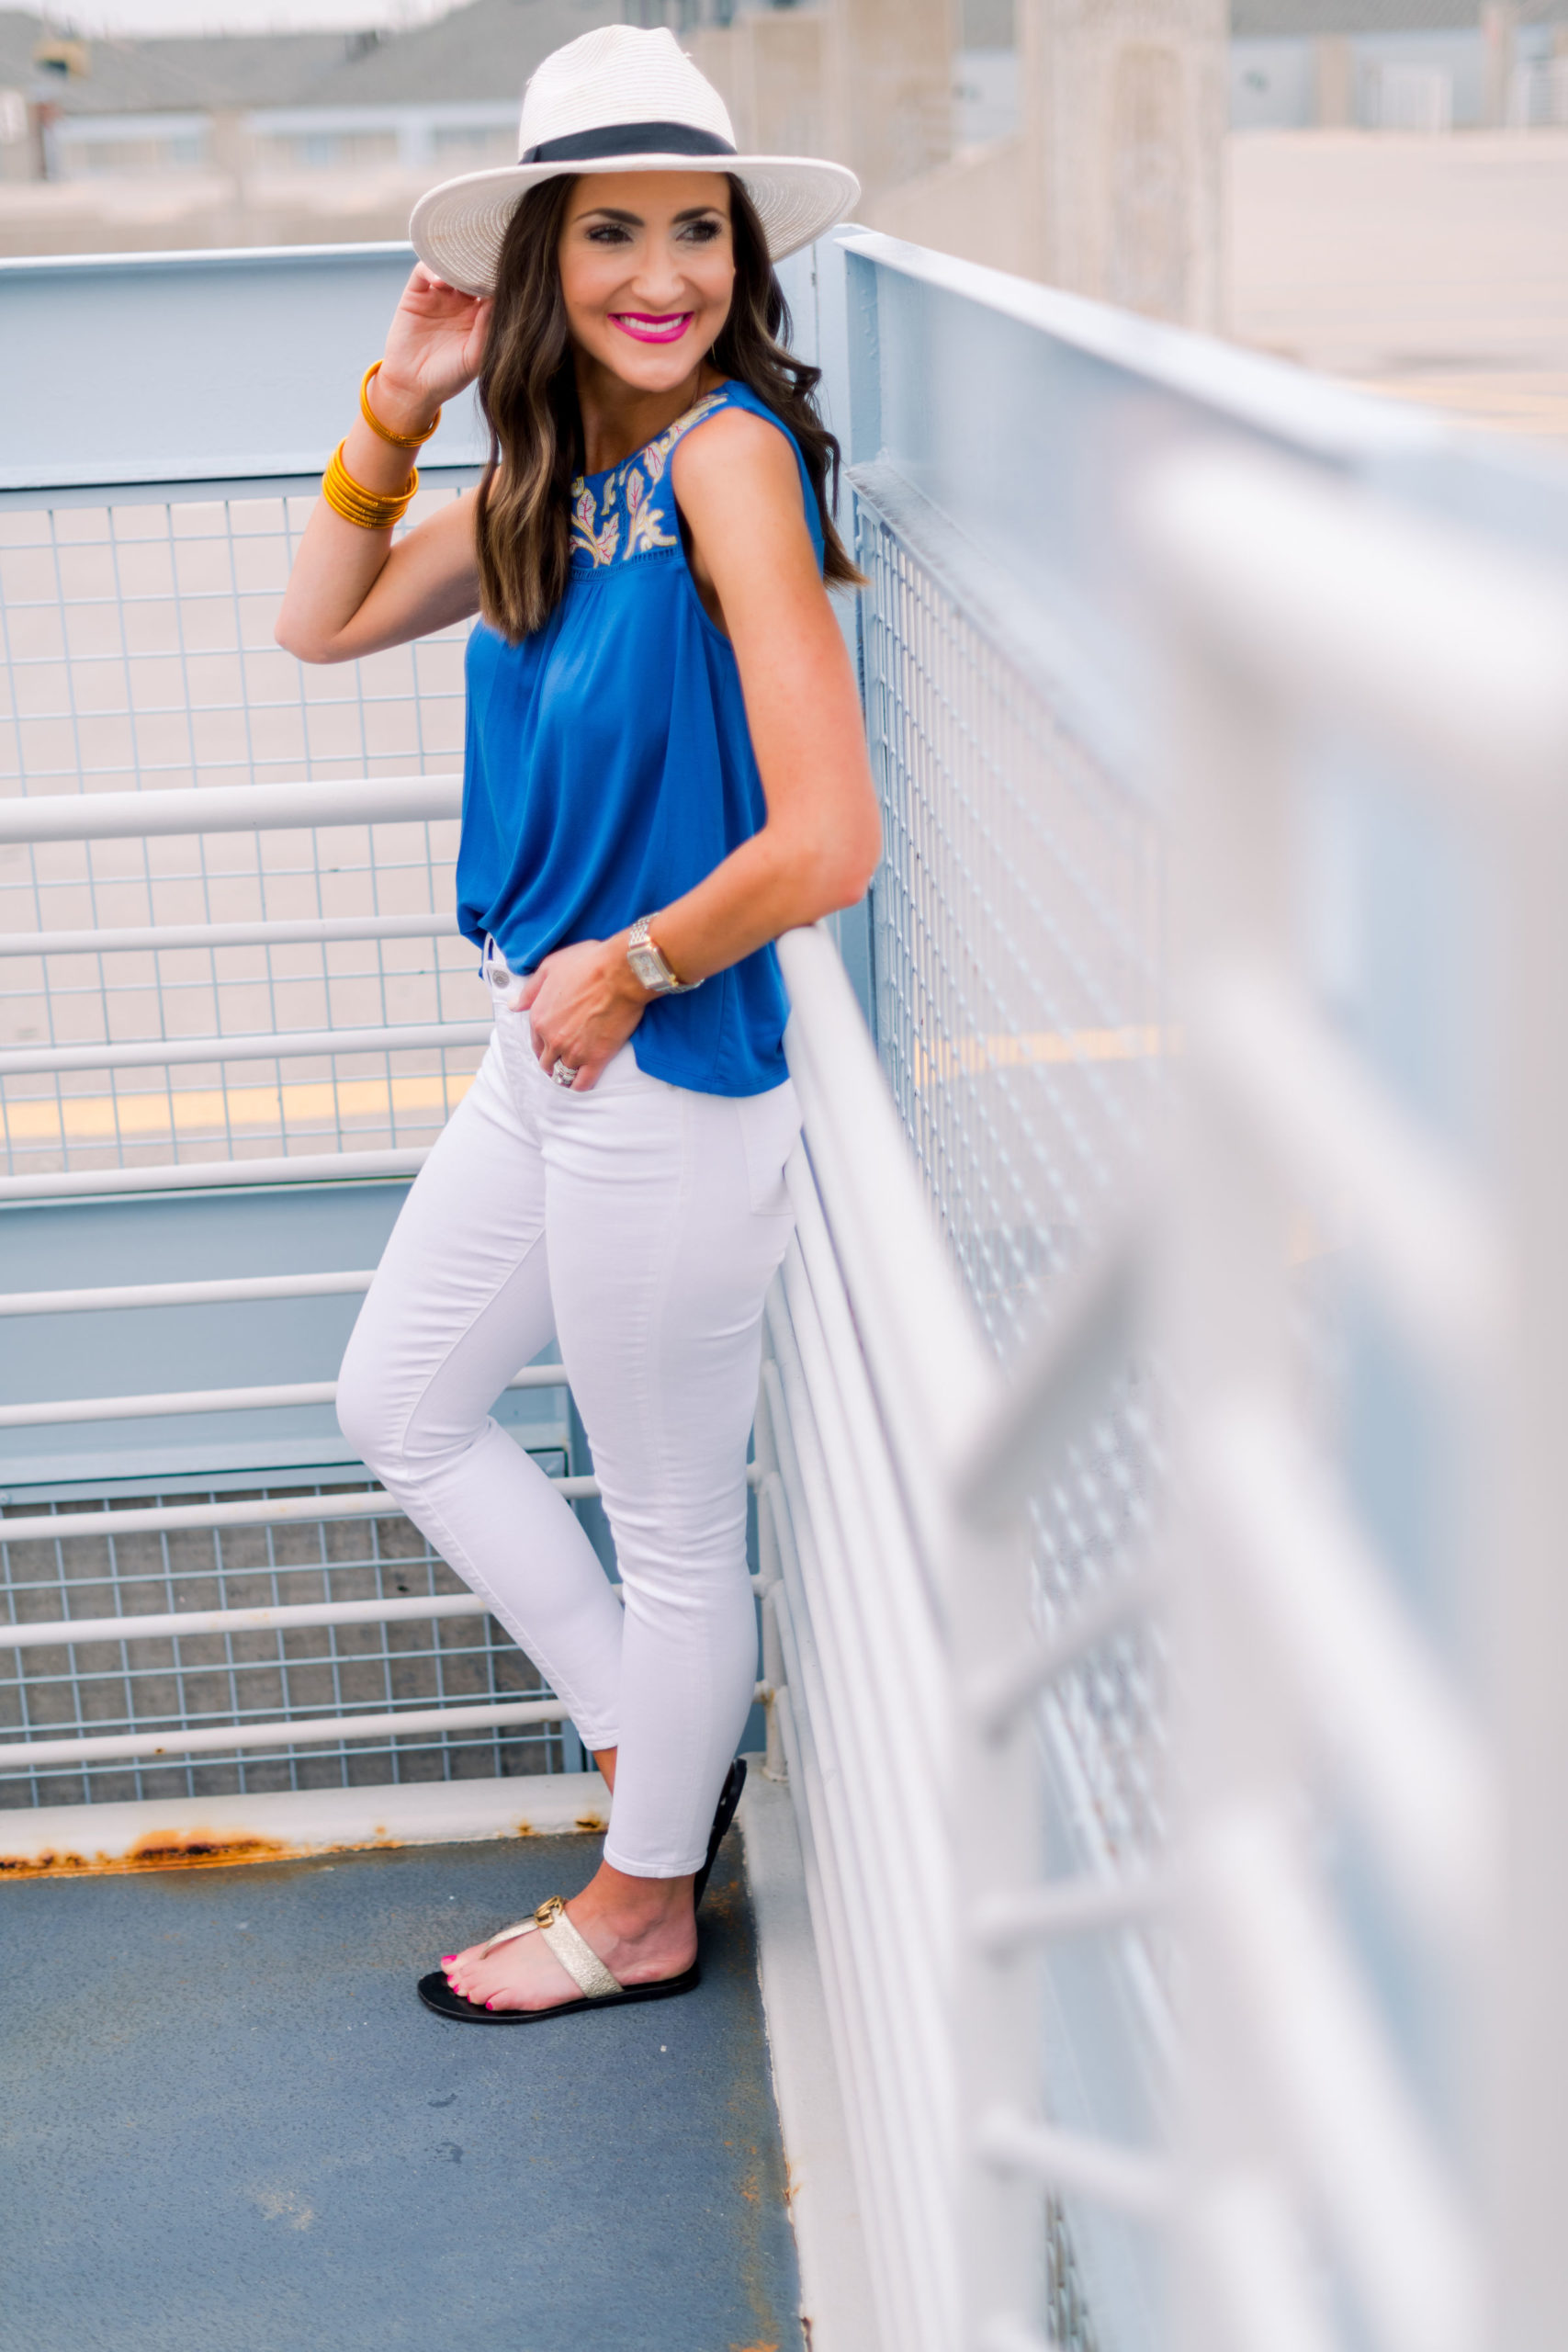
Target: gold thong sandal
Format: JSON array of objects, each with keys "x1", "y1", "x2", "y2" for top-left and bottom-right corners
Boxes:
[{"x1": 417, "y1": 1896, "x2": 700, "y2": 2025}]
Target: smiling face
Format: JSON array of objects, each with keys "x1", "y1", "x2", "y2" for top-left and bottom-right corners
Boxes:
[{"x1": 557, "y1": 171, "x2": 736, "y2": 394}]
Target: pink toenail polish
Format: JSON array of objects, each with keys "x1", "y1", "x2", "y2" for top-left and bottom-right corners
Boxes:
[{"x1": 441, "y1": 1955, "x2": 455, "y2": 1964}]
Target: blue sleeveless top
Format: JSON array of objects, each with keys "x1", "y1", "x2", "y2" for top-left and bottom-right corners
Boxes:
[{"x1": 457, "y1": 378, "x2": 825, "y2": 1098}]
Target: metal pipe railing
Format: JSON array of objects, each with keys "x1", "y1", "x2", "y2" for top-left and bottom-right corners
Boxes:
[
  {"x1": 0, "y1": 773, "x2": 461, "y2": 844},
  {"x1": 0, "y1": 772, "x2": 474, "y2": 1200},
  {"x1": 0, "y1": 1019, "x2": 491, "y2": 1080},
  {"x1": 0, "y1": 911, "x2": 461, "y2": 960},
  {"x1": 0, "y1": 1271, "x2": 378, "y2": 1316},
  {"x1": 0, "y1": 1148, "x2": 431, "y2": 1202},
  {"x1": 0, "y1": 1464, "x2": 762, "y2": 1552},
  {"x1": 0, "y1": 1683, "x2": 769, "y2": 1773},
  {"x1": 0, "y1": 1572, "x2": 768, "y2": 1655},
  {"x1": 0, "y1": 1363, "x2": 567, "y2": 1430}
]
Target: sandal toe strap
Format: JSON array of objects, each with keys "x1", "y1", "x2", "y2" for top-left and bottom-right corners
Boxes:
[{"x1": 479, "y1": 1896, "x2": 622, "y2": 1997}]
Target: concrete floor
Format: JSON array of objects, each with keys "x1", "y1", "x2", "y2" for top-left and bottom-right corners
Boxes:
[{"x1": 0, "y1": 1826, "x2": 802, "y2": 2352}]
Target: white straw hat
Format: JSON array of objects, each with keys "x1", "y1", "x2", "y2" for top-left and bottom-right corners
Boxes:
[{"x1": 410, "y1": 23, "x2": 860, "y2": 298}]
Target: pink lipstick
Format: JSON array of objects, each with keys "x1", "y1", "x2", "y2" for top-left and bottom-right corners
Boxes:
[{"x1": 611, "y1": 312, "x2": 693, "y2": 345}]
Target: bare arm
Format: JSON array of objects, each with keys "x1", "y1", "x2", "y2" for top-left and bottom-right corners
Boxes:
[
  {"x1": 275, "y1": 266, "x2": 490, "y2": 664},
  {"x1": 520, "y1": 408, "x2": 881, "y2": 1086}
]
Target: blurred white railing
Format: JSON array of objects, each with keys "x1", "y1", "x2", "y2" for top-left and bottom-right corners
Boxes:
[
  {"x1": 1140, "y1": 447, "x2": 1568, "y2": 2352},
  {"x1": 753, "y1": 435, "x2": 1568, "y2": 2352}
]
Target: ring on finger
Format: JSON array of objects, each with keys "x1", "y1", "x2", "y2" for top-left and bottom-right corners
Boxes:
[{"x1": 549, "y1": 1057, "x2": 580, "y2": 1088}]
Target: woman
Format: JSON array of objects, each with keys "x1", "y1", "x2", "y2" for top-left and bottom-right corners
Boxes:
[{"x1": 276, "y1": 24, "x2": 879, "y2": 2024}]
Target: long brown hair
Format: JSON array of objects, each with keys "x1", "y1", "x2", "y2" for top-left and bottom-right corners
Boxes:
[{"x1": 473, "y1": 173, "x2": 863, "y2": 643}]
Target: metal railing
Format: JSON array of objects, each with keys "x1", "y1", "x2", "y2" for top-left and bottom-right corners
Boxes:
[
  {"x1": 0, "y1": 768, "x2": 585, "y2": 1808},
  {"x1": 0, "y1": 774, "x2": 480, "y2": 1189},
  {"x1": 757, "y1": 447, "x2": 1568, "y2": 2352}
]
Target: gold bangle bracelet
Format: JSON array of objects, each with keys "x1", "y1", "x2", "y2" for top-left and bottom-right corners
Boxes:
[
  {"x1": 321, "y1": 440, "x2": 418, "y2": 531},
  {"x1": 360, "y1": 362, "x2": 441, "y2": 450}
]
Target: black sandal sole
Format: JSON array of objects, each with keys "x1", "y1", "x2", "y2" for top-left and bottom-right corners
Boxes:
[
  {"x1": 414, "y1": 1758, "x2": 744, "y2": 2019},
  {"x1": 693, "y1": 1756, "x2": 746, "y2": 1911},
  {"x1": 416, "y1": 1960, "x2": 700, "y2": 2024}
]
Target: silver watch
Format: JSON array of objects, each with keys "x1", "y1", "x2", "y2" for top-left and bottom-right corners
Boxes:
[{"x1": 626, "y1": 914, "x2": 700, "y2": 997}]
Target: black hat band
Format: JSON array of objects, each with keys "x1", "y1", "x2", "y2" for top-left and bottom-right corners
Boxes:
[{"x1": 521, "y1": 120, "x2": 738, "y2": 165}]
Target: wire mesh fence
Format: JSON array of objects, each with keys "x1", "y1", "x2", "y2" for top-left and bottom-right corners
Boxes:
[
  {"x1": 0, "y1": 483, "x2": 468, "y2": 800},
  {"x1": 0, "y1": 1471, "x2": 573, "y2": 1813},
  {"x1": 0, "y1": 480, "x2": 483, "y2": 1178},
  {"x1": 0, "y1": 473, "x2": 570, "y2": 1809},
  {"x1": 855, "y1": 485, "x2": 1164, "y2": 2351},
  {"x1": 856, "y1": 493, "x2": 1168, "y2": 1874}
]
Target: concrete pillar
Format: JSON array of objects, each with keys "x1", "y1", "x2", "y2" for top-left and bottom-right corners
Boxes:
[
  {"x1": 1018, "y1": 0, "x2": 1226, "y2": 330},
  {"x1": 1482, "y1": 0, "x2": 1518, "y2": 128},
  {"x1": 1314, "y1": 34, "x2": 1355, "y2": 128},
  {"x1": 822, "y1": 0, "x2": 955, "y2": 203},
  {"x1": 688, "y1": 9, "x2": 829, "y2": 158}
]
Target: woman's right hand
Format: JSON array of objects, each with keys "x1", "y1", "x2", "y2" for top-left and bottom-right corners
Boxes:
[
  {"x1": 371, "y1": 266, "x2": 495, "y2": 435},
  {"x1": 274, "y1": 264, "x2": 489, "y2": 664}
]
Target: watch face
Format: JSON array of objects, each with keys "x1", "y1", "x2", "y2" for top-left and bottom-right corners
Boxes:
[{"x1": 628, "y1": 946, "x2": 666, "y2": 989}]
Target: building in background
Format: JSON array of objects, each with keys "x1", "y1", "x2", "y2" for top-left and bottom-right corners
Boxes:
[
  {"x1": 0, "y1": 0, "x2": 616, "y2": 240},
  {"x1": 1232, "y1": 0, "x2": 1568, "y2": 131},
  {"x1": 2, "y1": 0, "x2": 1566, "y2": 437}
]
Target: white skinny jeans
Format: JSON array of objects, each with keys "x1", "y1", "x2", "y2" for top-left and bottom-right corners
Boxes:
[{"x1": 335, "y1": 960, "x2": 799, "y2": 1878}]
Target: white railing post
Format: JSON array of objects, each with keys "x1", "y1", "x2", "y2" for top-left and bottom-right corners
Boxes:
[
  {"x1": 1485, "y1": 653, "x2": 1568, "y2": 2352},
  {"x1": 944, "y1": 1501, "x2": 1051, "y2": 2352}
]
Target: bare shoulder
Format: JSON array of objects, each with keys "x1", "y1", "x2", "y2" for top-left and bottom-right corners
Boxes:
[{"x1": 670, "y1": 401, "x2": 801, "y2": 516}]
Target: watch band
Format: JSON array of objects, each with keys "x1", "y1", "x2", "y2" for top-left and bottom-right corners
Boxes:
[{"x1": 626, "y1": 914, "x2": 701, "y2": 996}]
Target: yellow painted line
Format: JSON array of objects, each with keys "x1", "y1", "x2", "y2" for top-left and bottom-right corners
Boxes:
[
  {"x1": 1, "y1": 1072, "x2": 475, "y2": 1146},
  {"x1": 910, "y1": 1025, "x2": 1172, "y2": 1087}
]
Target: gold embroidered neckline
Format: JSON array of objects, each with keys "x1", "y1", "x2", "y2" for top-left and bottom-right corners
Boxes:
[{"x1": 570, "y1": 389, "x2": 730, "y2": 571}]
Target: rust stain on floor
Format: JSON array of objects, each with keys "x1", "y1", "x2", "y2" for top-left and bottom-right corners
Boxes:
[
  {"x1": 1, "y1": 1831, "x2": 294, "y2": 1878},
  {"x1": 0, "y1": 1811, "x2": 610, "y2": 1879}
]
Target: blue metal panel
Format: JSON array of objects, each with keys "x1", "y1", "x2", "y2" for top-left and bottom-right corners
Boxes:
[
  {"x1": 0, "y1": 1182, "x2": 565, "y2": 1494},
  {"x1": 0, "y1": 243, "x2": 490, "y2": 493},
  {"x1": 839, "y1": 230, "x2": 1568, "y2": 588}
]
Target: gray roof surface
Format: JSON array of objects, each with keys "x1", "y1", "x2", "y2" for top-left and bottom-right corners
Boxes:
[
  {"x1": 9, "y1": 0, "x2": 1568, "y2": 121},
  {"x1": 304, "y1": 0, "x2": 617, "y2": 106},
  {"x1": 1233, "y1": 0, "x2": 1567, "y2": 30},
  {"x1": 6, "y1": 10, "x2": 355, "y2": 113},
  {"x1": 1, "y1": 0, "x2": 616, "y2": 118}
]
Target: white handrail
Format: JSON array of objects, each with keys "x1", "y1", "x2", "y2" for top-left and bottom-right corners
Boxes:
[
  {"x1": 0, "y1": 910, "x2": 462, "y2": 959},
  {"x1": 1192, "y1": 965, "x2": 1503, "y2": 1369},
  {"x1": 0, "y1": 1681, "x2": 770, "y2": 1771},
  {"x1": 1139, "y1": 448, "x2": 1568, "y2": 795},
  {"x1": 976, "y1": 2109, "x2": 1177, "y2": 2221},
  {"x1": 0, "y1": 773, "x2": 462, "y2": 843},
  {"x1": 0, "y1": 1574, "x2": 766, "y2": 1652},
  {"x1": 0, "y1": 1482, "x2": 600, "y2": 1547},
  {"x1": 0, "y1": 1017, "x2": 491, "y2": 1079},
  {"x1": 0, "y1": 1271, "x2": 378, "y2": 1315},
  {"x1": 0, "y1": 1694, "x2": 571, "y2": 1770},
  {"x1": 0, "y1": 1464, "x2": 763, "y2": 1550},
  {"x1": 0, "y1": 1363, "x2": 568, "y2": 1430},
  {"x1": 775, "y1": 925, "x2": 996, "y2": 1559},
  {"x1": 0, "y1": 1148, "x2": 431, "y2": 1202}
]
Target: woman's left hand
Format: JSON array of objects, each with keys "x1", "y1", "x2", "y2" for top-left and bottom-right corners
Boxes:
[{"x1": 516, "y1": 937, "x2": 646, "y2": 1091}]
